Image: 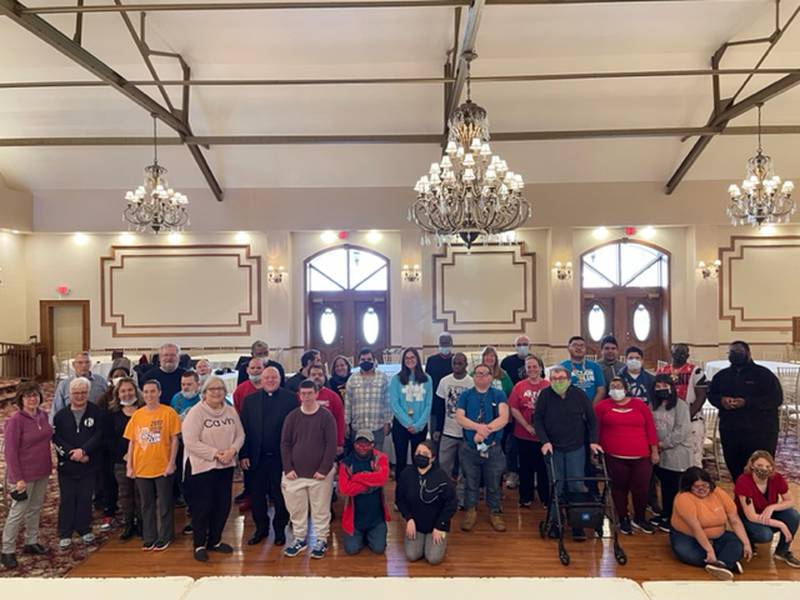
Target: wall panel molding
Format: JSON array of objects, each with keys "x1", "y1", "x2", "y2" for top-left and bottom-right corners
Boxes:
[
  {"x1": 718, "y1": 235, "x2": 800, "y2": 332},
  {"x1": 432, "y1": 243, "x2": 536, "y2": 333},
  {"x1": 101, "y1": 244, "x2": 262, "y2": 337}
]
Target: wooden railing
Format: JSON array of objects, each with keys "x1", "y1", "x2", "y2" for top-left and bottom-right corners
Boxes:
[{"x1": 0, "y1": 341, "x2": 47, "y2": 381}]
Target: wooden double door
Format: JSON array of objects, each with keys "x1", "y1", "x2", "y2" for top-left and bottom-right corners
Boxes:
[
  {"x1": 581, "y1": 287, "x2": 668, "y2": 367},
  {"x1": 307, "y1": 291, "x2": 389, "y2": 365}
]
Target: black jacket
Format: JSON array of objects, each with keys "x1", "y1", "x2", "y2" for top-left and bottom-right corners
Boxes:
[
  {"x1": 533, "y1": 385, "x2": 597, "y2": 452},
  {"x1": 425, "y1": 354, "x2": 454, "y2": 433},
  {"x1": 395, "y1": 465, "x2": 457, "y2": 534},
  {"x1": 285, "y1": 371, "x2": 306, "y2": 393},
  {"x1": 238, "y1": 388, "x2": 298, "y2": 469},
  {"x1": 708, "y1": 360, "x2": 782, "y2": 434},
  {"x1": 53, "y1": 402, "x2": 106, "y2": 477},
  {"x1": 235, "y1": 356, "x2": 286, "y2": 387}
]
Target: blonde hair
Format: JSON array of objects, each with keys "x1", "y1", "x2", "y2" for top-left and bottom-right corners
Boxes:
[
  {"x1": 480, "y1": 346, "x2": 503, "y2": 380},
  {"x1": 744, "y1": 450, "x2": 776, "y2": 473}
]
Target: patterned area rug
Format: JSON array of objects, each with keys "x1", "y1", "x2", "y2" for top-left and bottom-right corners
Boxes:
[{"x1": 0, "y1": 383, "x2": 116, "y2": 578}]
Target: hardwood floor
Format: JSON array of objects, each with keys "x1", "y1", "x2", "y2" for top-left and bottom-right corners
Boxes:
[{"x1": 69, "y1": 481, "x2": 800, "y2": 582}]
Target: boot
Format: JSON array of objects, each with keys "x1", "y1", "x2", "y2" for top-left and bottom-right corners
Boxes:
[
  {"x1": 1, "y1": 553, "x2": 18, "y2": 569},
  {"x1": 489, "y1": 511, "x2": 507, "y2": 532},
  {"x1": 461, "y1": 507, "x2": 477, "y2": 532},
  {"x1": 120, "y1": 520, "x2": 135, "y2": 541}
]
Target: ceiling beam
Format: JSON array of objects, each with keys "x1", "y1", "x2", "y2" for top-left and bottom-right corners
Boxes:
[
  {"x1": 17, "y1": 0, "x2": 697, "y2": 14},
  {"x1": 3, "y1": 124, "x2": 799, "y2": 147},
  {"x1": 0, "y1": 0, "x2": 224, "y2": 201},
  {"x1": 6, "y1": 68, "x2": 800, "y2": 90},
  {"x1": 664, "y1": 1, "x2": 800, "y2": 194}
]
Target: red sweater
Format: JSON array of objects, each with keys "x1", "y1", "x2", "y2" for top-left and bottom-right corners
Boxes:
[
  {"x1": 594, "y1": 397, "x2": 657, "y2": 458},
  {"x1": 338, "y1": 449, "x2": 391, "y2": 536},
  {"x1": 233, "y1": 380, "x2": 257, "y2": 414},
  {"x1": 296, "y1": 387, "x2": 346, "y2": 448}
]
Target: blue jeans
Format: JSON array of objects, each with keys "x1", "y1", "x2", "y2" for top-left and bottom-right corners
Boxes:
[
  {"x1": 546, "y1": 447, "x2": 586, "y2": 500},
  {"x1": 670, "y1": 529, "x2": 743, "y2": 570},
  {"x1": 342, "y1": 521, "x2": 387, "y2": 555},
  {"x1": 743, "y1": 508, "x2": 800, "y2": 554},
  {"x1": 460, "y1": 442, "x2": 504, "y2": 512}
]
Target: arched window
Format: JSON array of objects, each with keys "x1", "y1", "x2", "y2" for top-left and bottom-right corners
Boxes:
[
  {"x1": 580, "y1": 240, "x2": 670, "y2": 364},
  {"x1": 307, "y1": 246, "x2": 388, "y2": 292}
]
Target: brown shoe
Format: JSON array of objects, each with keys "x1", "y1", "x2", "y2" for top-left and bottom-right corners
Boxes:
[
  {"x1": 489, "y1": 511, "x2": 507, "y2": 532},
  {"x1": 461, "y1": 507, "x2": 477, "y2": 532}
]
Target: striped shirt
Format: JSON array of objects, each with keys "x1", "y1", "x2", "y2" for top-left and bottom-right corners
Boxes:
[{"x1": 345, "y1": 370, "x2": 391, "y2": 432}]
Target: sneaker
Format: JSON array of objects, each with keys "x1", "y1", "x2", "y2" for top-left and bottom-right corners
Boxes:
[
  {"x1": 774, "y1": 551, "x2": 800, "y2": 568},
  {"x1": 505, "y1": 472, "x2": 519, "y2": 489},
  {"x1": 154, "y1": 540, "x2": 170, "y2": 551},
  {"x1": 209, "y1": 542, "x2": 233, "y2": 554},
  {"x1": 619, "y1": 517, "x2": 633, "y2": 535},
  {"x1": 141, "y1": 542, "x2": 155, "y2": 551},
  {"x1": 705, "y1": 563, "x2": 734, "y2": 581},
  {"x1": 283, "y1": 538, "x2": 308, "y2": 557},
  {"x1": 489, "y1": 511, "x2": 507, "y2": 532},
  {"x1": 461, "y1": 507, "x2": 477, "y2": 532},
  {"x1": 182, "y1": 523, "x2": 193, "y2": 535},
  {"x1": 99, "y1": 517, "x2": 113, "y2": 532},
  {"x1": 81, "y1": 533, "x2": 96, "y2": 544},
  {"x1": 194, "y1": 547, "x2": 208, "y2": 562},
  {"x1": 310, "y1": 540, "x2": 328, "y2": 559},
  {"x1": 648, "y1": 504, "x2": 662, "y2": 518},
  {"x1": 734, "y1": 561, "x2": 744, "y2": 575},
  {"x1": 59, "y1": 538, "x2": 72, "y2": 550},
  {"x1": 1, "y1": 553, "x2": 18, "y2": 569},
  {"x1": 632, "y1": 519, "x2": 656, "y2": 534}
]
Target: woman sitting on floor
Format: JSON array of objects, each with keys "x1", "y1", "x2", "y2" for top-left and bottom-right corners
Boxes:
[
  {"x1": 734, "y1": 449, "x2": 800, "y2": 568},
  {"x1": 670, "y1": 466, "x2": 752, "y2": 580},
  {"x1": 395, "y1": 441, "x2": 457, "y2": 565}
]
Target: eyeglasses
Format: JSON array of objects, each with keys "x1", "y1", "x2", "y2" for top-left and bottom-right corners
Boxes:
[
  {"x1": 691, "y1": 483, "x2": 711, "y2": 492},
  {"x1": 474, "y1": 371, "x2": 491, "y2": 377},
  {"x1": 205, "y1": 386, "x2": 226, "y2": 393}
]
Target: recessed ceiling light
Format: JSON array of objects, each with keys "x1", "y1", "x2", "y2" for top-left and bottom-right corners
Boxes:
[
  {"x1": 760, "y1": 224, "x2": 777, "y2": 235},
  {"x1": 168, "y1": 232, "x2": 182, "y2": 244},
  {"x1": 640, "y1": 226, "x2": 656, "y2": 240},
  {"x1": 120, "y1": 232, "x2": 135, "y2": 244},
  {"x1": 592, "y1": 226, "x2": 609, "y2": 240},
  {"x1": 73, "y1": 233, "x2": 89, "y2": 246},
  {"x1": 366, "y1": 230, "x2": 382, "y2": 243},
  {"x1": 320, "y1": 230, "x2": 337, "y2": 244},
  {"x1": 235, "y1": 231, "x2": 250, "y2": 243}
]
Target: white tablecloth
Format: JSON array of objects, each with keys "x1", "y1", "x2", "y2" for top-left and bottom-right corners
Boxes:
[
  {"x1": 219, "y1": 372, "x2": 238, "y2": 395},
  {"x1": 705, "y1": 359, "x2": 798, "y2": 379}
]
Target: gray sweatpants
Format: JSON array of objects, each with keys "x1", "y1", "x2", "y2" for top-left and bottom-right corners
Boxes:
[
  {"x1": 404, "y1": 531, "x2": 448, "y2": 565},
  {"x1": 2, "y1": 477, "x2": 49, "y2": 553}
]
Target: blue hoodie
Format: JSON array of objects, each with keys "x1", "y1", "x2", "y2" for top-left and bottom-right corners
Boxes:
[{"x1": 389, "y1": 373, "x2": 433, "y2": 432}]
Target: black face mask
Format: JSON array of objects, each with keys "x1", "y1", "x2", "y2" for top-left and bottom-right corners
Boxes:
[
  {"x1": 729, "y1": 351, "x2": 747, "y2": 367},
  {"x1": 413, "y1": 454, "x2": 431, "y2": 469},
  {"x1": 671, "y1": 349, "x2": 689, "y2": 365},
  {"x1": 654, "y1": 389, "x2": 671, "y2": 401},
  {"x1": 359, "y1": 360, "x2": 374, "y2": 372}
]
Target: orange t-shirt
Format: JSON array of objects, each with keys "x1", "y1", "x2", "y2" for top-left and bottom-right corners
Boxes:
[
  {"x1": 671, "y1": 487, "x2": 737, "y2": 539},
  {"x1": 123, "y1": 404, "x2": 181, "y2": 478}
]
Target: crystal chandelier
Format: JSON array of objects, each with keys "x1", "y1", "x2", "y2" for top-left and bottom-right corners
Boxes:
[
  {"x1": 727, "y1": 103, "x2": 794, "y2": 227},
  {"x1": 123, "y1": 115, "x2": 189, "y2": 234},
  {"x1": 410, "y1": 51, "x2": 531, "y2": 248}
]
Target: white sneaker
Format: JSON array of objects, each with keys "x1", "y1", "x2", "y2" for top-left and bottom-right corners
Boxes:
[
  {"x1": 505, "y1": 473, "x2": 520, "y2": 489},
  {"x1": 81, "y1": 532, "x2": 96, "y2": 544},
  {"x1": 705, "y1": 563, "x2": 734, "y2": 581},
  {"x1": 59, "y1": 538, "x2": 72, "y2": 550}
]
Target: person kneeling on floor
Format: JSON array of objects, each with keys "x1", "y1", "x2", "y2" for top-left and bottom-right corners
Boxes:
[
  {"x1": 395, "y1": 441, "x2": 457, "y2": 565},
  {"x1": 338, "y1": 429, "x2": 390, "y2": 555},
  {"x1": 734, "y1": 450, "x2": 800, "y2": 568}
]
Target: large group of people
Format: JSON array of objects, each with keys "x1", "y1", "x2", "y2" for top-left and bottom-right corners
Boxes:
[{"x1": 1, "y1": 336, "x2": 798, "y2": 579}]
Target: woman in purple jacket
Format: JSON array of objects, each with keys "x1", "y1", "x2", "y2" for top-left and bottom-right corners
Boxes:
[{"x1": 2, "y1": 382, "x2": 53, "y2": 569}]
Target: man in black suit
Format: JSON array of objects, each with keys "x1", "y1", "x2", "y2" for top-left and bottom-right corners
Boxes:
[
  {"x1": 236, "y1": 340, "x2": 286, "y2": 387},
  {"x1": 239, "y1": 366, "x2": 297, "y2": 546}
]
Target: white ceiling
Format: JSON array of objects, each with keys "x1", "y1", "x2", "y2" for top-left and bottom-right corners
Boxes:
[{"x1": 3, "y1": 0, "x2": 800, "y2": 191}]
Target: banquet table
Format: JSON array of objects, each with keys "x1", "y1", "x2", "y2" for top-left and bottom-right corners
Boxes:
[{"x1": 704, "y1": 359, "x2": 798, "y2": 379}]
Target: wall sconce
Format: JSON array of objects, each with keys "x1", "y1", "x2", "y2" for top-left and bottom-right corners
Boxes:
[
  {"x1": 267, "y1": 265, "x2": 286, "y2": 284},
  {"x1": 402, "y1": 264, "x2": 421, "y2": 283},
  {"x1": 552, "y1": 261, "x2": 573, "y2": 281},
  {"x1": 698, "y1": 260, "x2": 721, "y2": 279}
]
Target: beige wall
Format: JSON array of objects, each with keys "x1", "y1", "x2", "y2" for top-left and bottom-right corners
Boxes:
[{"x1": 0, "y1": 231, "x2": 28, "y2": 342}]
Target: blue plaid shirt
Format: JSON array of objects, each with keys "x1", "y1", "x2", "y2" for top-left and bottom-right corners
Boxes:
[{"x1": 345, "y1": 370, "x2": 391, "y2": 432}]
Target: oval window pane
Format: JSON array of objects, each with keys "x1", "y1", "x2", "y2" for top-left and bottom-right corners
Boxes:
[
  {"x1": 320, "y1": 308, "x2": 337, "y2": 345},
  {"x1": 362, "y1": 307, "x2": 380, "y2": 344},
  {"x1": 587, "y1": 304, "x2": 606, "y2": 342},
  {"x1": 633, "y1": 304, "x2": 651, "y2": 341}
]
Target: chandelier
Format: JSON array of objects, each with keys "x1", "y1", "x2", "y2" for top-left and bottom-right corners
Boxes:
[
  {"x1": 410, "y1": 51, "x2": 531, "y2": 248},
  {"x1": 123, "y1": 115, "x2": 189, "y2": 234},
  {"x1": 727, "y1": 103, "x2": 794, "y2": 227}
]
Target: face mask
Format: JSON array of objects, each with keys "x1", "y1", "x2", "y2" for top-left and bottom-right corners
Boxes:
[
  {"x1": 198, "y1": 374, "x2": 209, "y2": 386},
  {"x1": 752, "y1": 467, "x2": 771, "y2": 479},
  {"x1": 182, "y1": 390, "x2": 197, "y2": 399},
  {"x1": 728, "y1": 351, "x2": 747, "y2": 367},
  {"x1": 551, "y1": 381, "x2": 570, "y2": 395},
  {"x1": 516, "y1": 345, "x2": 529, "y2": 357},
  {"x1": 120, "y1": 396, "x2": 137, "y2": 407},
  {"x1": 654, "y1": 389, "x2": 671, "y2": 401},
  {"x1": 438, "y1": 346, "x2": 452, "y2": 356},
  {"x1": 359, "y1": 360, "x2": 374, "y2": 372},
  {"x1": 413, "y1": 454, "x2": 431, "y2": 469},
  {"x1": 672, "y1": 349, "x2": 689, "y2": 365},
  {"x1": 249, "y1": 374, "x2": 262, "y2": 384},
  {"x1": 626, "y1": 358, "x2": 642, "y2": 371},
  {"x1": 609, "y1": 389, "x2": 626, "y2": 401}
]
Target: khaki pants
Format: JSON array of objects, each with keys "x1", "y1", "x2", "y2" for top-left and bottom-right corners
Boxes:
[
  {"x1": 281, "y1": 468, "x2": 335, "y2": 541},
  {"x1": 2, "y1": 477, "x2": 48, "y2": 553}
]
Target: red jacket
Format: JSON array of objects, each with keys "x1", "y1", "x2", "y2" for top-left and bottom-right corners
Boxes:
[{"x1": 337, "y1": 449, "x2": 391, "y2": 536}]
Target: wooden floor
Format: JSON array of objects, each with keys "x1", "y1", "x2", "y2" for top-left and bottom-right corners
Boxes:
[{"x1": 70, "y1": 480, "x2": 800, "y2": 582}]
